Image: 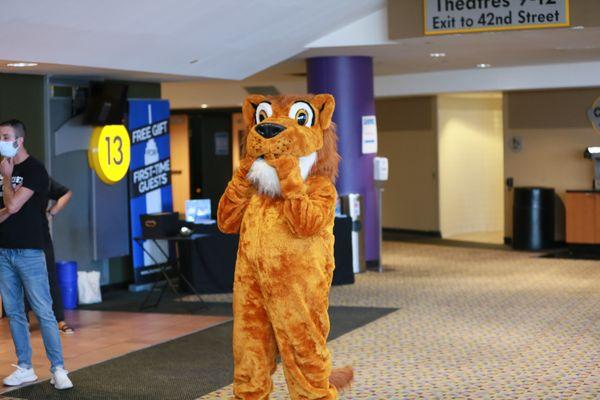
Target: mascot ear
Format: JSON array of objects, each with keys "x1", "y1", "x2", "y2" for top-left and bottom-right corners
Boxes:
[
  {"x1": 313, "y1": 94, "x2": 335, "y2": 130},
  {"x1": 242, "y1": 95, "x2": 266, "y2": 130}
]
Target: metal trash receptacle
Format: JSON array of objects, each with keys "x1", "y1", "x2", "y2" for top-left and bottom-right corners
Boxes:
[{"x1": 513, "y1": 187, "x2": 555, "y2": 250}]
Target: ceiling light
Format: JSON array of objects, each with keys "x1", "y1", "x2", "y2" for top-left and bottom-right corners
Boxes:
[
  {"x1": 571, "y1": 25, "x2": 585, "y2": 30},
  {"x1": 476, "y1": 63, "x2": 491, "y2": 69},
  {"x1": 6, "y1": 62, "x2": 38, "y2": 68},
  {"x1": 430, "y1": 52, "x2": 446, "y2": 58},
  {"x1": 200, "y1": 104, "x2": 208, "y2": 109}
]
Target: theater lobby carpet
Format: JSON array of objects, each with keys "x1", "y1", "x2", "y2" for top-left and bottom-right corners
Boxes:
[
  {"x1": 197, "y1": 241, "x2": 599, "y2": 399},
  {"x1": 2, "y1": 241, "x2": 599, "y2": 399}
]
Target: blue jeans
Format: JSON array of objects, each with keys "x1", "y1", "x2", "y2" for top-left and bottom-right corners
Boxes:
[{"x1": 0, "y1": 248, "x2": 64, "y2": 372}]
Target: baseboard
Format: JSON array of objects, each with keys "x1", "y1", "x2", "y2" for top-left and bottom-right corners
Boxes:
[{"x1": 383, "y1": 228, "x2": 442, "y2": 238}]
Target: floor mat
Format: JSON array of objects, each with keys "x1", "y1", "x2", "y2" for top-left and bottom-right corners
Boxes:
[
  {"x1": 4, "y1": 305, "x2": 396, "y2": 400},
  {"x1": 79, "y1": 289, "x2": 234, "y2": 316}
]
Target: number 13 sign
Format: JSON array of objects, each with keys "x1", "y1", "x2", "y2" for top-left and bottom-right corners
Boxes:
[{"x1": 88, "y1": 125, "x2": 131, "y2": 185}]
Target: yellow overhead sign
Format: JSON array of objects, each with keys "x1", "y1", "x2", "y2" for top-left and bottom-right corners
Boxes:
[{"x1": 424, "y1": 0, "x2": 570, "y2": 35}]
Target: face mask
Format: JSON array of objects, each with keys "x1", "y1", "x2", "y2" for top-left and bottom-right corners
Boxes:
[{"x1": 0, "y1": 140, "x2": 19, "y2": 158}]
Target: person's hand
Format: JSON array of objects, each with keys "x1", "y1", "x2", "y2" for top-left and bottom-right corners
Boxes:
[{"x1": 0, "y1": 157, "x2": 13, "y2": 178}]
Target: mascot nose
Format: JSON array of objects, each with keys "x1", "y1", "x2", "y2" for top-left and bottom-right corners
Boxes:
[{"x1": 256, "y1": 123, "x2": 285, "y2": 139}]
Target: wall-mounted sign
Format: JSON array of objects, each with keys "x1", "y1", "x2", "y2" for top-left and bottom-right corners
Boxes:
[
  {"x1": 424, "y1": 0, "x2": 570, "y2": 36},
  {"x1": 361, "y1": 115, "x2": 378, "y2": 154},
  {"x1": 88, "y1": 125, "x2": 131, "y2": 185},
  {"x1": 588, "y1": 97, "x2": 600, "y2": 133},
  {"x1": 509, "y1": 135, "x2": 523, "y2": 153}
]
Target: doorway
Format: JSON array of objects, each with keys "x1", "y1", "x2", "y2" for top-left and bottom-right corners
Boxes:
[{"x1": 437, "y1": 93, "x2": 505, "y2": 245}]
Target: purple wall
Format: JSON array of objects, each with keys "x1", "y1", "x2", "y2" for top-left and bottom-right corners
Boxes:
[{"x1": 307, "y1": 56, "x2": 380, "y2": 263}]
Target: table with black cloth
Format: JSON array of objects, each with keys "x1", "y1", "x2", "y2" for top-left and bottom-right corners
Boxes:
[{"x1": 179, "y1": 216, "x2": 355, "y2": 294}]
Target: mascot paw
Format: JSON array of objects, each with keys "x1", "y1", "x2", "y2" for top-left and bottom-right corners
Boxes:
[
  {"x1": 329, "y1": 365, "x2": 354, "y2": 392},
  {"x1": 238, "y1": 156, "x2": 257, "y2": 176}
]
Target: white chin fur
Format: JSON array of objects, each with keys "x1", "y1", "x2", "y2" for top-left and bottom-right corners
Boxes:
[{"x1": 247, "y1": 152, "x2": 317, "y2": 197}]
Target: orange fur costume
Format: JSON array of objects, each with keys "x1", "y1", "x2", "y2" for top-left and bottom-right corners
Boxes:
[{"x1": 217, "y1": 94, "x2": 352, "y2": 399}]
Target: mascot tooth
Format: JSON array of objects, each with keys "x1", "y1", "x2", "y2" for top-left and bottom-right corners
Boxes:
[{"x1": 218, "y1": 94, "x2": 353, "y2": 399}]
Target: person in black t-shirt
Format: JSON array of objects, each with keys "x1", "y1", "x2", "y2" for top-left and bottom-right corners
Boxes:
[
  {"x1": 0, "y1": 119, "x2": 73, "y2": 389},
  {"x1": 23, "y1": 178, "x2": 74, "y2": 334},
  {"x1": 44, "y1": 178, "x2": 74, "y2": 334}
]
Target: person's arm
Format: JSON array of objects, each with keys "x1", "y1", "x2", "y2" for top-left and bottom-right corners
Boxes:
[
  {"x1": 47, "y1": 190, "x2": 72, "y2": 218},
  {"x1": 0, "y1": 208, "x2": 11, "y2": 223},
  {"x1": 0, "y1": 158, "x2": 34, "y2": 215}
]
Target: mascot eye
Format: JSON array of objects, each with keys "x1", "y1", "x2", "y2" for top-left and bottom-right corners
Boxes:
[
  {"x1": 288, "y1": 102, "x2": 314, "y2": 128},
  {"x1": 295, "y1": 110, "x2": 308, "y2": 126},
  {"x1": 258, "y1": 110, "x2": 268, "y2": 122},
  {"x1": 255, "y1": 102, "x2": 273, "y2": 124}
]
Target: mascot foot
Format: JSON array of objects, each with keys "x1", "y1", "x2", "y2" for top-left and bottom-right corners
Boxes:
[{"x1": 329, "y1": 366, "x2": 354, "y2": 392}]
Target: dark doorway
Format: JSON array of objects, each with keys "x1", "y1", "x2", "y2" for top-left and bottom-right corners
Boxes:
[{"x1": 188, "y1": 111, "x2": 234, "y2": 218}]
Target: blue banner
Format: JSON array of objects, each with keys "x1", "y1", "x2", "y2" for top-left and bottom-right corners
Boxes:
[{"x1": 128, "y1": 99, "x2": 173, "y2": 284}]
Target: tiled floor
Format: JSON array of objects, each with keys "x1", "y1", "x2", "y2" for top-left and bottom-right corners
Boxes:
[{"x1": 0, "y1": 310, "x2": 231, "y2": 394}]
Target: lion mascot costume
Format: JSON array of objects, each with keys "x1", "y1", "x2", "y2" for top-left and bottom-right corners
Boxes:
[{"x1": 217, "y1": 94, "x2": 353, "y2": 399}]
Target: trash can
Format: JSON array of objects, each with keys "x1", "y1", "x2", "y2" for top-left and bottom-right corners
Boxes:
[
  {"x1": 512, "y1": 187, "x2": 555, "y2": 250},
  {"x1": 56, "y1": 261, "x2": 78, "y2": 309}
]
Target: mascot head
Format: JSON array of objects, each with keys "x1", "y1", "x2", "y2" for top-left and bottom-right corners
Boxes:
[{"x1": 242, "y1": 94, "x2": 339, "y2": 196}]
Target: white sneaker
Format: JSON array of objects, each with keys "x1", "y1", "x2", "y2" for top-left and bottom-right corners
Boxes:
[
  {"x1": 50, "y1": 367, "x2": 73, "y2": 390},
  {"x1": 3, "y1": 364, "x2": 37, "y2": 386}
]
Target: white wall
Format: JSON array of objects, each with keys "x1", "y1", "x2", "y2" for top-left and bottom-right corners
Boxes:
[
  {"x1": 379, "y1": 129, "x2": 439, "y2": 231},
  {"x1": 375, "y1": 61, "x2": 600, "y2": 98},
  {"x1": 438, "y1": 94, "x2": 504, "y2": 238},
  {"x1": 162, "y1": 79, "x2": 306, "y2": 109},
  {"x1": 503, "y1": 88, "x2": 600, "y2": 241},
  {"x1": 376, "y1": 96, "x2": 439, "y2": 232}
]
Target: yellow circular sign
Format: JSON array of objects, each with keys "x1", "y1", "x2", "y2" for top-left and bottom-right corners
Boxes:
[{"x1": 88, "y1": 125, "x2": 131, "y2": 185}]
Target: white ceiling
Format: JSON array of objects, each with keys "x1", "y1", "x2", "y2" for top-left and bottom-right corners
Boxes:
[
  {"x1": 249, "y1": 7, "x2": 600, "y2": 82},
  {"x1": 0, "y1": 0, "x2": 384, "y2": 80},
  {"x1": 305, "y1": 27, "x2": 600, "y2": 75}
]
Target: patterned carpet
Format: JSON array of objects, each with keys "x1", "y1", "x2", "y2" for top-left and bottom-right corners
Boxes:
[{"x1": 195, "y1": 241, "x2": 600, "y2": 399}]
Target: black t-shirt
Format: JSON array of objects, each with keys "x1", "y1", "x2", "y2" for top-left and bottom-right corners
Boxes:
[
  {"x1": 0, "y1": 156, "x2": 49, "y2": 249},
  {"x1": 42, "y1": 178, "x2": 69, "y2": 241}
]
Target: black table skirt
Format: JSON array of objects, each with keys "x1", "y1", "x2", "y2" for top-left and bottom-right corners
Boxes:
[{"x1": 179, "y1": 216, "x2": 354, "y2": 294}]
